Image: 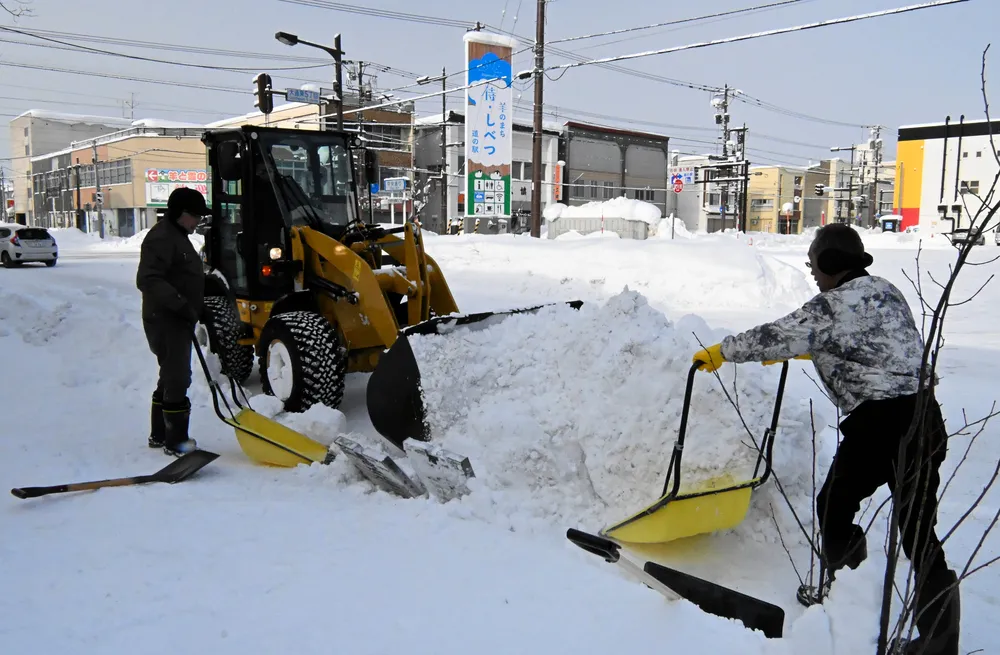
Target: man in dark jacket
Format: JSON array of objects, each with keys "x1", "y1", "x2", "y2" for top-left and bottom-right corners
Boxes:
[
  {"x1": 136, "y1": 187, "x2": 207, "y2": 456},
  {"x1": 692, "y1": 224, "x2": 959, "y2": 655}
]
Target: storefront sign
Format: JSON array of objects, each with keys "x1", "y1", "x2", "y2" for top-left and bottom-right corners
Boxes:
[
  {"x1": 464, "y1": 32, "x2": 515, "y2": 219},
  {"x1": 145, "y1": 169, "x2": 208, "y2": 183}
]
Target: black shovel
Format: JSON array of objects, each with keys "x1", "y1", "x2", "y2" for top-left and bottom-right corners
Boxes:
[
  {"x1": 10, "y1": 450, "x2": 220, "y2": 500},
  {"x1": 567, "y1": 528, "x2": 785, "y2": 638}
]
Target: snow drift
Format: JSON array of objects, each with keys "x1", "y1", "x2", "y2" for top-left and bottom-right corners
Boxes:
[{"x1": 405, "y1": 289, "x2": 834, "y2": 539}]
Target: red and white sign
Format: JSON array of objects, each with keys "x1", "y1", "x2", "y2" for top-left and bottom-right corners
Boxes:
[
  {"x1": 673, "y1": 180, "x2": 684, "y2": 193},
  {"x1": 145, "y1": 169, "x2": 208, "y2": 183}
]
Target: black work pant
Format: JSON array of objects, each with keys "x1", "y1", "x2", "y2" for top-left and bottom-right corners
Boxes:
[
  {"x1": 818, "y1": 392, "x2": 959, "y2": 647},
  {"x1": 143, "y1": 316, "x2": 194, "y2": 405}
]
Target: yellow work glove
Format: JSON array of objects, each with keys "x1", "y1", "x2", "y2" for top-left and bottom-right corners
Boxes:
[
  {"x1": 762, "y1": 354, "x2": 812, "y2": 366},
  {"x1": 693, "y1": 344, "x2": 726, "y2": 372}
]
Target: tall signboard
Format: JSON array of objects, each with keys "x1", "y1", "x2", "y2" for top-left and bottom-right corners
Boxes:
[{"x1": 464, "y1": 32, "x2": 516, "y2": 221}]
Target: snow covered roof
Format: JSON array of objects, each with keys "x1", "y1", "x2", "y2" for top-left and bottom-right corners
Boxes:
[
  {"x1": 31, "y1": 127, "x2": 205, "y2": 163},
  {"x1": 130, "y1": 118, "x2": 203, "y2": 129},
  {"x1": 205, "y1": 102, "x2": 313, "y2": 128},
  {"x1": 414, "y1": 111, "x2": 563, "y2": 134},
  {"x1": 13, "y1": 109, "x2": 134, "y2": 127}
]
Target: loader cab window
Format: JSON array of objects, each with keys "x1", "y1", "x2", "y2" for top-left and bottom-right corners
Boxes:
[{"x1": 259, "y1": 134, "x2": 357, "y2": 237}]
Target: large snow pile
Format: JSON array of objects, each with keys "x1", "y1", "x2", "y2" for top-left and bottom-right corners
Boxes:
[
  {"x1": 543, "y1": 197, "x2": 662, "y2": 225},
  {"x1": 652, "y1": 214, "x2": 693, "y2": 239},
  {"x1": 407, "y1": 289, "x2": 832, "y2": 536}
]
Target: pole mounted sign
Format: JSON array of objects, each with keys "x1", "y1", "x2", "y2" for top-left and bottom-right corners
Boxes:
[
  {"x1": 286, "y1": 88, "x2": 322, "y2": 105},
  {"x1": 464, "y1": 32, "x2": 516, "y2": 220}
]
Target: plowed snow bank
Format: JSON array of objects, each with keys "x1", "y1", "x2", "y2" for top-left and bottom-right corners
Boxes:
[{"x1": 409, "y1": 289, "x2": 833, "y2": 536}]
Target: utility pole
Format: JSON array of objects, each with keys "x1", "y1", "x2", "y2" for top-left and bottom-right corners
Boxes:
[
  {"x1": 75, "y1": 161, "x2": 83, "y2": 232},
  {"x1": 529, "y1": 0, "x2": 546, "y2": 238},
  {"x1": 124, "y1": 93, "x2": 136, "y2": 121},
  {"x1": 713, "y1": 85, "x2": 732, "y2": 230},
  {"x1": 440, "y1": 66, "x2": 448, "y2": 235},
  {"x1": 93, "y1": 144, "x2": 103, "y2": 239},
  {"x1": 334, "y1": 34, "x2": 344, "y2": 130}
]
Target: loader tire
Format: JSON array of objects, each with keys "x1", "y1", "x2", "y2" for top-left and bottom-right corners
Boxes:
[
  {"x1": 258, "y1": 310, "x2": 347, "y2": 413},
  {"x1": 201, "y1": 295, "x2": 255, "y2": 384}
]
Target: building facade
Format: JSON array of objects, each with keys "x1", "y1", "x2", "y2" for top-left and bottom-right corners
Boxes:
[
  {"x1": 746, "y1": 165, "x2": 806, "y2": 234},
  {"x1": 412, "y1": 110, "x2": 561, "y2": 234},
  {"x1": 559, "y1": 121, "x2": 670, "y2": 214},
  {"x1": 29, "y1": 124, "x2": 206, "y2": 236},
  {"x1": 9, "y1": 111, "x2": 134, "y2": 224},
  {"x1": 894, "y1": 117, "x2": 999, "y2": 235}
]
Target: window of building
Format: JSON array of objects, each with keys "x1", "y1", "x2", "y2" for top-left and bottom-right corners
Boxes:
[
  {"x1": 522, "y1": 162, "x2": 533, "y2": 182},
  {"x1": 24, "y1": 144, "x2": 29, "y2": 156},
  {"x1": 589, "y1": 180, "x2": 599, "y2": 198},
  {"x1": 794, "y1": 176, "x2": 803, "y2": 187},
  {"x1": 23, "y1": 127, "x2": 28, "y2": 138},
  {"x1": 633, "y1": 188, "x2": 654, "y2": 201},
  {"x1": 750, "y1": 198, "x2": 774, "y2": 209},
  {"x1": 960, "y1": 180, "x2": 980, "y2": 195},
  {"x1": 977, "y1": 151, "x2": 983, "y2": 158},
  {"x1": 95, "y1": 159, "x2": 132, "y2": 186},
  {"x1": 603, "y1": 181, "x2": 614, "y2": 199},
  {"x1": 963, "y1": 151, "x2": 968, "y2": 158}
]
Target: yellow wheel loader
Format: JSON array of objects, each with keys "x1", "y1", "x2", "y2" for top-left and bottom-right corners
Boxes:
[{"x1": 197, "y1": 123, "x2": 578, "y2": 491}]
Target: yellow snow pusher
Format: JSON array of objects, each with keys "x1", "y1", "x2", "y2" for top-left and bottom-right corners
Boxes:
[
  {"x1": 598, "y1": 360, "x2": 789, "y2": 546},
  {"x1": 564, "y1": 361, "x2": 790, "y2": 639}
]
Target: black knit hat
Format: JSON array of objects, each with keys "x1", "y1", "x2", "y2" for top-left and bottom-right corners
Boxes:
[{"x1": 166, "y1": 187, "x2": 210, "y2": 221}]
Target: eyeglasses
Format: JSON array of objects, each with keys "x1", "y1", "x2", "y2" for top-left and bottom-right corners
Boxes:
[{"x1": 805, "y1": 261, "x2": 813, "y2": 270}]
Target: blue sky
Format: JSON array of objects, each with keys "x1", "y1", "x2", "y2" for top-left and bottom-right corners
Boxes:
[{"x1": 1, "y1": 0, "x2": 996, "y2": 171}]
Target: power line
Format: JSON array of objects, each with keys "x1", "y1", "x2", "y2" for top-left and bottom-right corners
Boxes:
[
  {"x1": 277, "y1": 0, "x2": 478, "y2": 29},
  {"x1": 546, "y1": 0, "x2": 809, "y2": 45},
  {"x1": 0, "y1": 60, "x2": 247, "y2": 94},
  {"x1": 540, "y1": 1, "x2": 967, "y2": 78},
  {"x1": 4, "y1": 26, "x2": 339, "y2": 63},
  {"x1": 0, "y1": 26, "x2": 330, "y2": 73}
]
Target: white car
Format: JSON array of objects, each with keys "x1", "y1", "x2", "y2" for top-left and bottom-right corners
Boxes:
[{"x1": 0, "y1": 225, "x2": 58, "y2": 268}]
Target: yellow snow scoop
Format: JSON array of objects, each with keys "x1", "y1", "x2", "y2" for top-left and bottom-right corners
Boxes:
[
  {"x1": 600, "y1": 360, "x2": 788, "y2": 545},
  {"x1": 193, "y1": 335, "x2": 334, "y2": 467}
]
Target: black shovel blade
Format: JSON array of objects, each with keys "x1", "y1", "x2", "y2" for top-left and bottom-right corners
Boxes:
[
  {"x1": 643, "y1": 561, "x2": 785, "y2": 639},
  {"x1": 149, "y1": 450, "x2": 220, "y2": 484},
  {"x1": 366, "y1": 301, "x2": 584, "y2": 450}
]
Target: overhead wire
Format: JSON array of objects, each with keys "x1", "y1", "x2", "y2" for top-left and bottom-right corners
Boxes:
[
  {"x1": 546, "y1": 0, "x2": 810, "y2": 45},
  {"x1": 276, "y1": 0, "x2": 476, "y2": 29},
  {"x1": 0, "y1": 26, "x2": 331, "y2": 72}
]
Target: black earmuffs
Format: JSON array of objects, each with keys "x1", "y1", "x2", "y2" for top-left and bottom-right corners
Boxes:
[{"x1": 817, "y1": 249, "x2": 874, "y2": 276}]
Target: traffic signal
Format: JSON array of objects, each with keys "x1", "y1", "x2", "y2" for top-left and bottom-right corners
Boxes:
[
  {"x1": 254, "y1": 73, "x2": 274, "y2": 115},
  {"x1": 815, "y1": 183, "x2": 825, "y2": 196}
]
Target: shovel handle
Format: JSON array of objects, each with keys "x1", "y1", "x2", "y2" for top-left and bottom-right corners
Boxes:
[
  {"x1": 566, "y1": 528, "x2": 621, "y2": 563},
  {"x1": 11, "y1": 476, "x2": 146, "y2": 499}
]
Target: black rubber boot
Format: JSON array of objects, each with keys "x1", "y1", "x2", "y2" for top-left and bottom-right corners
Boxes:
[
  {"x1": 162, "y1": 398, "x2": 197, "y2": 457},
  {"x1": 148, "y1": 390, "x2": 165, "y2": 448},
  {"x1": 900, "y1": 568, "x2": 961, "y2": 655}
]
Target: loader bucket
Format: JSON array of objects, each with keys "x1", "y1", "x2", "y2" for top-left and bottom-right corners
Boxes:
[{"x1": 366, "y1": 300, "x2": 584, "y2": 450}]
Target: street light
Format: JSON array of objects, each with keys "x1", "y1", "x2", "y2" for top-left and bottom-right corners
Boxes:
[
  {"x1": 275, "y1": 31, "x2": 344, "y2": 130},
  {"x1": 418, "y1": 69, "x2": 449, "y2": 234}
]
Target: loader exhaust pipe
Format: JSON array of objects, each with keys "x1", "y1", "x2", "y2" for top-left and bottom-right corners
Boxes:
[{"x1": 367, "y1": 300, "x2": 584, "y2": 451}]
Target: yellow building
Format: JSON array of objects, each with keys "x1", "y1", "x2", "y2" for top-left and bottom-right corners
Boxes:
[{"x1": 747, "y1": 165, "x2": 806, "y2": 234}]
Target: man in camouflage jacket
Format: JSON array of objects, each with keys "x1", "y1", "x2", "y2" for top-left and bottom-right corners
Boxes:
[{"x1": 693, "y1": 224, "x2": 959, "y2": 655}]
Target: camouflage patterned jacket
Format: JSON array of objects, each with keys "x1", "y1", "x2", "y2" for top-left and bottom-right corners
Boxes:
[{"x1": 720, "y1": 271, "x2": 931, "y2": 414}]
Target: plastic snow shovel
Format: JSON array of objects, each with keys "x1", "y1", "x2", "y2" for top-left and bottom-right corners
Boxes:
[
  {"x1": 10, "y1": 450, "x2": 220, "y2": 500},
  {"x1": 601, "y1": 360, "x2": 789, "y2": 545},
  {"x1": 366, "y1": 300, "x2": 584, "y2": 450},
  {"x1": 192, "y1": 334, "x2": 334, "y2": 468},
  {"x1": 566, "y1": 528, "x2": 784, "y2": 638}
]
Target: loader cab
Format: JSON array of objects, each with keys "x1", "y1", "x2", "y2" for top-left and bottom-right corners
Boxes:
[{"x1": 202, "y1": 126, "x2": 370, "y2": 302}]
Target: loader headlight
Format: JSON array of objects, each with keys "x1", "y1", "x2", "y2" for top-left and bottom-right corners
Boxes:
[{"x1": 269, "y1": 247, "x2": 282, "y2": 261}]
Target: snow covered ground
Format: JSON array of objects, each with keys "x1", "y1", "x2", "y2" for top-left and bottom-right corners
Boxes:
[{"x1": 2, "y1": 226, "x2": 997, "y2": 654}]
